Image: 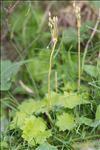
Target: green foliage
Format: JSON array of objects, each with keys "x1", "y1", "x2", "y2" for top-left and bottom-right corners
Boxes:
[
  {"x1": 10, "y1": 111, "x2": 28, "y2": 129},
  {"x1": 78, "y1": 116, "x2": 100, "y2": 128},
  {"x1": 18, "y1": 99, "x2": 48, "y2": 114},
  {"x1": 0, "y1": 141, "x2": 8, "y2": 149},
  {"x1": 63, "y1": 21, "x2": 93, "y2": 46},
  {"x1": 9, "y1": 86, "x2": 93, "y2": 148},
  {"x1": 36, "y1": 143, "x2": 58, "y2": 150},
  {"x1": 0, "y1": 60, "x2": 28, "y2": 91},
  {"x1": 56, "y1": 112, "x2": 75, "y2": 131},
  {"x1": 44, "y1": 91, "x2": 89, "y2": 109},
  {"x1": 62, "y1": 91, "x2": 89, "y2": 109},
  {"x1": 84, "y1": 65, "x2": 97, "y2": 78},
  {"x1": 96, "y1": 105, "x2": 100, "y2": 120},
  {"x1": 22, "y1": 116, "x2": 51, "y2": 146},
  {"x1": 10, "y1": 112, "x2": 51, "y2": 146},
  {"x1": 1, "y1": 1, "x2": 100, "y2": 150},
  {"x1": 27, "y1": 51, "x2": 49, "y2": 81},
  {"x1": 78, "y1": 116, "x2": 93, "y2": 126},
  {"x1": 97, "y1": 59, "x2": 100, "y2": 86},
  {"x1": 63, "y1": 28, "x2": 77, "y2": 45},
  {"x1": 1, "y1": 60, "x2": 12, "y2": 90}
]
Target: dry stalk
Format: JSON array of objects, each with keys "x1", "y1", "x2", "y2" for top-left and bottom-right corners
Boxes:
[
  {"x1": 82, "y1": 8, "x2": 100, "y2": 71},
  {"x1": 48, "y1": 12, "x2": 58, "y2": 105}
]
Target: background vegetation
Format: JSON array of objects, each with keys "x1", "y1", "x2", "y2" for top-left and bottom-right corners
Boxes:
[{"x1": 1, "y1": 1, "x2": 100, "y2": 150}]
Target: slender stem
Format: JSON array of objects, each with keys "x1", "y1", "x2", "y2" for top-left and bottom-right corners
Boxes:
[
  {"x1": 77, "y1": 20, "x2": 81, "y2": 92},
  {"x1": 55, "y1": 71, "x2": 58, "y2": 93},
  {"x1": 45, "y1": 112, "x2": 54, "y2": 126},
  {"x1": 48, "y1": 40, "x2": 57, "y2": 104}
]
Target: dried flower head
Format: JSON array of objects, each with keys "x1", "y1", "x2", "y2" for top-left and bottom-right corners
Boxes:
[
  {"x1": 73, "y1": 1, "x2": 81, "y2": 20},
  {"x1": 48, "y1": 12, "x2": 58, "y2": 45}
]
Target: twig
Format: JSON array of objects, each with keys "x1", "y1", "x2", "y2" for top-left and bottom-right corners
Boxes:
[
  {"x1": 4, "y1": 0, "x2": 20, "y2": 15},
  {"x1": 86, "y1": 25, "x2": 100, "y2": 33},
  {"x1": 19, "y1": 80, "x2": 34, "y2": 94},
  {"x1": 1, "y1": 0, "x2": 20, "y2": 40},
  {"x1": 82, "y1": 8, "x2": 100, "y2": 71}
]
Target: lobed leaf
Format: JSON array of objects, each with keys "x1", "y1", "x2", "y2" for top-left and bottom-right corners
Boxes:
[
  {"x1": 22, "y1": 116, "x2": 51, "y2": 146},
  {"x1": 56, "y1": 112, "x2": 75, "y2": 131}
]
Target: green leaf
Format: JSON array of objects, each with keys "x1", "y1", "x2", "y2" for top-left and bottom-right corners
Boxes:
[
  {"x1": 84, "y1": 65, "x2": 97, "y2": 78},
  {"x1": 62, "y1": 82, "x2": 77, "y2": 92},
  {"x1": 78, "y1": 116, "x2": 100, "y2": 128},
  {"x1": 27, "y1": 51, "x2": 49, "y2": 81},
  {"x1": 45, "y1": 91, "x2": 89, "y2": 110},
  {"x1": 91, "y1": 120, "x2": 100, "y2": 128},
  {"x1": 22, "y1": 116, "x2": 51, "y2": 146},
  {"x1": 56, "y1": 112, "x2": 75, "y2": 131},
  {"x1": 1, "y1": 60, "x2": 12, "y2": 91},
  {"x1": 78, "y1": 116, "x2": 93, "y2": 126},
  {"x1": 63, "y1": 28, "x2": 77, "y2": 45},
  {"x1": 62, "y1": 92, "x2": 89, "y2": 109},
  {"x1": 0, "y1": 141, "x2": 8, "y2": 149},
  {"x1": 10, "y1": 111, "x2": 28, "y2": 129},
  {"x1": 18, "y1": 99, "x2": 48, "y2": 114},
  {"x1": 46, "y1": 92, "x2": 63, "y2": 108},
  {"x1": 36, "y1": 143, "x2": 58, "y2": 150},
  {"x1": 1, "y1": 60, "x2": 25, "y2": 91},
  {"x1": 96, "y1": 105, "x2": 100, "y2": 120},
  {"x1": 63, "y1": 21, "x2": 93, "y2": 46}
]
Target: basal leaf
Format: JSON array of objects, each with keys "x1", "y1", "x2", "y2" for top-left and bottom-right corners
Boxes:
[
  {"x1": 46, "y1": 92, "x2": 64, "y2": 108},
  {"x1": 10, "y1": 111, "x2": 28, "y2": 129},
  {"x1": 45, "y1": 91, "x2": 89, "y2": 110},
  {"x1": 22, "y1": 116, "x2": 51, "y2": 146},
  {"x1": 18, "y1": 99, "x2": 48, "y2": 115},
  {"x1": 62, "y1": 92, "x2": 89, "y2": 109},
  {"x1": 56, "y1": 112, "x2": 75, "y2": 131}
]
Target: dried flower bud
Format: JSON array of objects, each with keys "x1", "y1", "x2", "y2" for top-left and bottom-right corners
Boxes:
[
  {"x1": 73, "y1": 2, "x2": 81, "y2": 20},
  {"x1": 48, "y1": 12, "x2": 58, "y2": 45}
]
